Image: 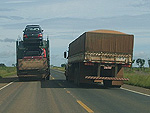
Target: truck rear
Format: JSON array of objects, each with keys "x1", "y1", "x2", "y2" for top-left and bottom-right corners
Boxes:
[
  {"x1": 64, "y1": 30, "x2": 134, "y2": 87},
  {"x1": 16, "y1": 39, "x2": 50, "y2": 80}
]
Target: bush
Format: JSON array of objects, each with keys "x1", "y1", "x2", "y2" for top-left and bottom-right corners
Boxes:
[
  {"x1": 0, "y1": 63, "x2": 6, "y2": 67},
  {"x1": 61, "y1": 64, "x2": 66, "y2": 67}
]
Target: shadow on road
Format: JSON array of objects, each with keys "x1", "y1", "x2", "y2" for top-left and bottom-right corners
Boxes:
[
  {"x1": 40, "y1": 79, "x2": 108, "y2": 89},
  {"x1": 0, "y1": 76, "x2": 18, "y2": 83},
  {"x1": 0, "y1": 76, "x2": 43, "y2": 83},
  {"x1": 0, "y1": 76, "x2": 117, "y2": 89}
]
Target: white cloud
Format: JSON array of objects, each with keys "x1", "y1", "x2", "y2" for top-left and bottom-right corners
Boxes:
[
  {"x1": 2, "y1": 0, "x2": 148, "y2": 19},
  {"x1": 5, "y1": 0, "x2": 34, "y2": 4}
]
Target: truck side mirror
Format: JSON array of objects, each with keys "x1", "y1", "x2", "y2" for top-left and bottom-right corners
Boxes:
[{"x1": 64, "y1": 52, "x2": 67, "y2": 58}]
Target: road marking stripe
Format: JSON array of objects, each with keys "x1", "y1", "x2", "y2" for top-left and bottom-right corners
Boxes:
[
  {"x1": 121, "y1": 87, "x2": 150, "y2": 97},
  {"x1": 64, "y1": 88, "x2": 94, "y2": 112},
  {"x1": 66, "y1": 91, "x2": 70, "y2": 94},
  {"x1": 77, "y1": 100, "x2": 94, "y2": 113},
  {"x1": 0, "y1": 82, "x2": 14, "y2": 91},
  {"x1": 65, "y1": 89, "x2": 76, "y2": 98}
]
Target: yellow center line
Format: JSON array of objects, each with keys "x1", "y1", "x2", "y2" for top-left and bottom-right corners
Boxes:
[
  {"x1": 77, "y1": 100, "x2": 94, "y2": 113},
  {"x1": 62, "y1": 82, "x2": 94, "y2": 113},
  {"x1": 66, "y1": 91, "x2": 70, "y2": 94}
]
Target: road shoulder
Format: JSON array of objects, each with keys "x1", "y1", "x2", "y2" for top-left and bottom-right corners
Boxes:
[
  {"x1": 121, "y1": 84, "x2": 150, "y2": 95},
  {"x1": 0, "y1": 75, "x2": 18, "y2": 89}
]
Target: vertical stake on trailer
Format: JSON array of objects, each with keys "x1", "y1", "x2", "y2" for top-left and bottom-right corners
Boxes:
[
  {"x1": 97, "y1": 63, "x2": 101, "y2": 77},
  {"x1": 16, "y1": 41, "x2": 18, "y2": 62},
  {"x1": 16, "y1": 41, "x2": 19, "y2": 74},
  {"x1": 47, "y1": 39, "x2": 50, "y2": 69},
  {"x1": 115, "y1": 64, "x2": 118, "y2": 77}
]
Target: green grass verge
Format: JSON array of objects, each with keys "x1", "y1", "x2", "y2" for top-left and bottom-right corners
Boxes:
[
  {"x1": 0, "y1": 67, "x2": 16, "y2": 78},
  {"x1": 124, "y1": 68, "x2": 150, "y2": 88}
]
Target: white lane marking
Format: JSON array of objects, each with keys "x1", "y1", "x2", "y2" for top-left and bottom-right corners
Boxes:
[
  {"x1": 0, "y1": 82, "x2": 14, "y2": 91},
  {"x1": 121, "y1": 87, "x2": 150, "y2": 97}
]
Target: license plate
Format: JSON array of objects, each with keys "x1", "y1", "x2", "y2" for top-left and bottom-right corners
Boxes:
[{"x1": 104, "y1": 66, "x2": 112, "y2": 69}]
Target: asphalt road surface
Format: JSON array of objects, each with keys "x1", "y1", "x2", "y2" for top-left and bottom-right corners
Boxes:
[{"x1": 0, "y1": 69, "x2": 149, "y2": 113}]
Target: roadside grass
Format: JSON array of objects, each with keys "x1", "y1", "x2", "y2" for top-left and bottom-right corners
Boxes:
[
  {"x1": 51, "y1": 66, "x2": 65, "y2": 72},
  {"x1": 0, "y1": 67, "x2": 16, "y2": 78},
  {"x1": 124, "y1": 68, "x2": 150, "y2": 88}
]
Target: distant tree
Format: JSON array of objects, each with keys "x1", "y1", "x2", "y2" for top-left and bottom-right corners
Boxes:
[
  {"x1": 0, "y1": 63, "x2": 6, "y2": 67},
  {"x1": 141, "y1": 59, "x2": 145, "y2": 68},
  {"x1": 136, "y1": 58, "x2": 145, "y2": 69},
  {"x1": 12, "y1": 64, "x2": 16, "y2": 67},
  {"x1": 50, "y1": 65, "x2": 54, "y2": 68},
  {"x1": 136, "y1": 59, "x2": 140, "y2": 67},
  {"x1": 61, "y1": 64, "x2": 66, "y2": 67},
  {"x1": 132, "y1": 59, "x2": 135, "y2": 64},
  {"x1": 131, "y1": 59, "x2": 135, "y2": 68},
  {"x1": 148, "y1": 59, "x2": 150, "y2": 68}
]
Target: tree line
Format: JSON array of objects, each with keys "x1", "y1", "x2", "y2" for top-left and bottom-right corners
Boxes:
[{"x1": 132, "y1": 58, "x2": 150, "y2": 68}]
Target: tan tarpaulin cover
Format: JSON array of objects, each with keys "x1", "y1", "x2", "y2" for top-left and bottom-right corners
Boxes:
[{"x1": 69, "y1": 30, "x2": 134, "y2": 56}]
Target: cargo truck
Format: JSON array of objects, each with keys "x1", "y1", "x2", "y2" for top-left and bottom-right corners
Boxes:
[
  {"x1": 16, "y1": 39, "x2": 50, "y2": 80},
  {"x1": 64, "y1": 30, "x2": 134, "y2": 87}
]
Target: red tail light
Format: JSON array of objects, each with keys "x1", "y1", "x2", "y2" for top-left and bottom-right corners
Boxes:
[
  {"x1": 123, "y1": 64, "x2": 131, "y2": 67},
  {"x1": 38, "y1": 33, "x2": 42, "y2": 37},
  {"x1": 23, "y1": 34, "x2": 28, "y2": 38},
  {"x1": 43, "y1": 48, "x2": 46, "y2": 57}
]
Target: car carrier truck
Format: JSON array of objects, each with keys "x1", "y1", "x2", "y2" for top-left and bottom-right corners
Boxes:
[
  {"x1": 64, "y1": 30, "x2": 134, "y2": 87},
  {"x1": 16, "y1": 39, "x2": 50, "y2": 80}
]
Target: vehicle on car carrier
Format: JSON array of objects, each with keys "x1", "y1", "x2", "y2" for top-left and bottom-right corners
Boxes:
[
  {"x1": 23, "y1": 25, "x2": 43, "y2": 46},
  {"x1": 64, "y1": 30, "x2": 134, "y2": 87}
]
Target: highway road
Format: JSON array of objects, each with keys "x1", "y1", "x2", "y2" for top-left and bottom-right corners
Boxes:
[{"x1": 0, "y1": 69, "x2": 149, "y2": 113}]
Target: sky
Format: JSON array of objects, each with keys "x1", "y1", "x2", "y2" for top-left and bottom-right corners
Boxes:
[{"x1": 0, "y1": 0, "x2": 150, "y2": 67}]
